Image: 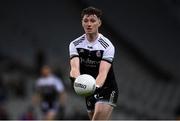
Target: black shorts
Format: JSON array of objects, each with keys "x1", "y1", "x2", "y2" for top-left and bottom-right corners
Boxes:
[
  {"x1": 85, "y1": 86, "x2": 118, "y2": 112},
  {"x1": 40, "y1": 101, "x2": 60, "y2": 114}
]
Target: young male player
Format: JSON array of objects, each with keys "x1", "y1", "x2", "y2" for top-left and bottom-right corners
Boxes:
[{"x1": 69, "y1": 6, "x2": 119, "y2": 120}]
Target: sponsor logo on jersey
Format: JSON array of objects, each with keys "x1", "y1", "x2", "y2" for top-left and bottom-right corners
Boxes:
[
  {"x1": 74, "y1": 82, "x2": 87, "y2": 89},
  {"x1": 80, "y1": 58, "x2": 100, "y2": 66}
]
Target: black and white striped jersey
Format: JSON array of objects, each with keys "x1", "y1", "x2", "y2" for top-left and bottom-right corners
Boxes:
[{"x1": 69, "y1": 33, "x2": 117, "y2": 88}]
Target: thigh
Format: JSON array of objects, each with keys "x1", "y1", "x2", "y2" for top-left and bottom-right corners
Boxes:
[{"x1": 92, "y1": 102, "x2": 114, "y2": 120}]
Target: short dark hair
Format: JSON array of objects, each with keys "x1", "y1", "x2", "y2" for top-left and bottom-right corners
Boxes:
[{"x1": 81, "y1": 6, "x2": 102, "y2": 19}]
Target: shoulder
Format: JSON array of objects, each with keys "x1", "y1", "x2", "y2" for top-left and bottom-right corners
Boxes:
[
  {"x1": 70, "y1": 34, "x2": 86, "y2": 47},
  {"x1": 98, "y1": 34, "x2": 114, "y2": 49},
  {"x1": 51, "y1": 75, "x2": 63, "y2": 83},
  {"x1": 36, "y1": 77, "x2": 43, "y2": 86}
]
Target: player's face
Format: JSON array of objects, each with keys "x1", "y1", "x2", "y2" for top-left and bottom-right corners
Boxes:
[
  {"x1": 41, "y1": 66, "x2": 51, "y2": 77},
  {"x1": 82, "y1": 14, "x2": 101, "y2": 34}
]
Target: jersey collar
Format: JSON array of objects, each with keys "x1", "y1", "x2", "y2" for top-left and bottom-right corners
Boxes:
[{"x1": 85, "y1": 33, "x2": 101, "y2": 46}]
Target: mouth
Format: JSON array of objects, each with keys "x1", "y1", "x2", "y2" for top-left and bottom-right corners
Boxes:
[{"x1": 86, "y1": 28, "x2": 92, "y2": 31}]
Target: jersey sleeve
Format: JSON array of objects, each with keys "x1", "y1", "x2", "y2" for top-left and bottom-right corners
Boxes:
[
  {"x1": 69, "y1": 42, "x2": 79, "y2": 59},
  {"x1": 55, "y1": 78, "x2": 64, "y2": 92},
  {"x1": 102, "y1": 45, "x2": 115, "y2": 63}
]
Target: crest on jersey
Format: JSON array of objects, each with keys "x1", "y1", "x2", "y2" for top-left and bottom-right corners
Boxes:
[{"x1": 96, "y1": 50, "x2": 101, "y2": 57}]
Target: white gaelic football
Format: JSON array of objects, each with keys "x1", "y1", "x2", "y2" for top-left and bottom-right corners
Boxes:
[{"x1": 74, "y1": 74, "x2": 96, "y2": 96}]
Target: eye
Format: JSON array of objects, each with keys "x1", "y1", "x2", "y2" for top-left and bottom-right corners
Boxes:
[
  {"x1": 90, "y1": 19, "x2": 96, "y2": 23},
  {"x1": 83, "y1": 19, "x2": 88, "y2": 23}
]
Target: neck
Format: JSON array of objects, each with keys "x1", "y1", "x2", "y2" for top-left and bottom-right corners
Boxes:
[{"x1": 86, "y1": 32, "x2": 99, "y2": 42}]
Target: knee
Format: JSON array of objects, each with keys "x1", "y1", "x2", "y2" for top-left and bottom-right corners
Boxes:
[
  {"x1": 94, "y1": 107, "x2": 103, "y2": 115},
  {"x1": 45, "y1": 111, "x2": 56, "y2": 120},
  {"x1": 92, "y1": 103, "x2": 113, "y2": 120},
  {"x1": 92, "y1": 112, "x2": 103, "y2": 120}
]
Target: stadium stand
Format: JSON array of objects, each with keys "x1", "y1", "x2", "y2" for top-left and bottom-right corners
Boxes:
[{"x1": 0, "y1": 0, "x2": 179, "y2": 119}]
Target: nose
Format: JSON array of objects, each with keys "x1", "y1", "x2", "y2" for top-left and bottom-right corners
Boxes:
[{"x1": 87, "y1": 21, "x2": 91, "y2": 26}]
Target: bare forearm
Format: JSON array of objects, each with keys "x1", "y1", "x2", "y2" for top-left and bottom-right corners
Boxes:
[
  {"x1": 96, "y1": 72, "x2": 107, "y2": 87},
  {"x1": 96, "y1": 61, "x2": 111, "y2": 87},
  {"x1": 70, "y1": 57, "x2": 80, "y2": 78},
  {"x1": 70, "y1": 68, "x2": 80, "y2": 78}
]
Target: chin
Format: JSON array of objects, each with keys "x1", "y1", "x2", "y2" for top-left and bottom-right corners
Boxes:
[{"x1": 86, "y1": 31, "x2": 95, "y2": 34}]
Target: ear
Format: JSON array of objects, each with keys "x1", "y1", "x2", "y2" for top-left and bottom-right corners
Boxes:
[
  {"x1": 81, "y1": 20, "x2": 84, "y2": 27},
  {"x1": 98, "y1": 19, "x2": 102, "y2": 27}
]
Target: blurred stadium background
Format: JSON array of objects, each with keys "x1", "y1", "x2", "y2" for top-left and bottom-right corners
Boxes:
[{"x1": 0, "y1": 0, "x2": 179, "y2": 120}]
